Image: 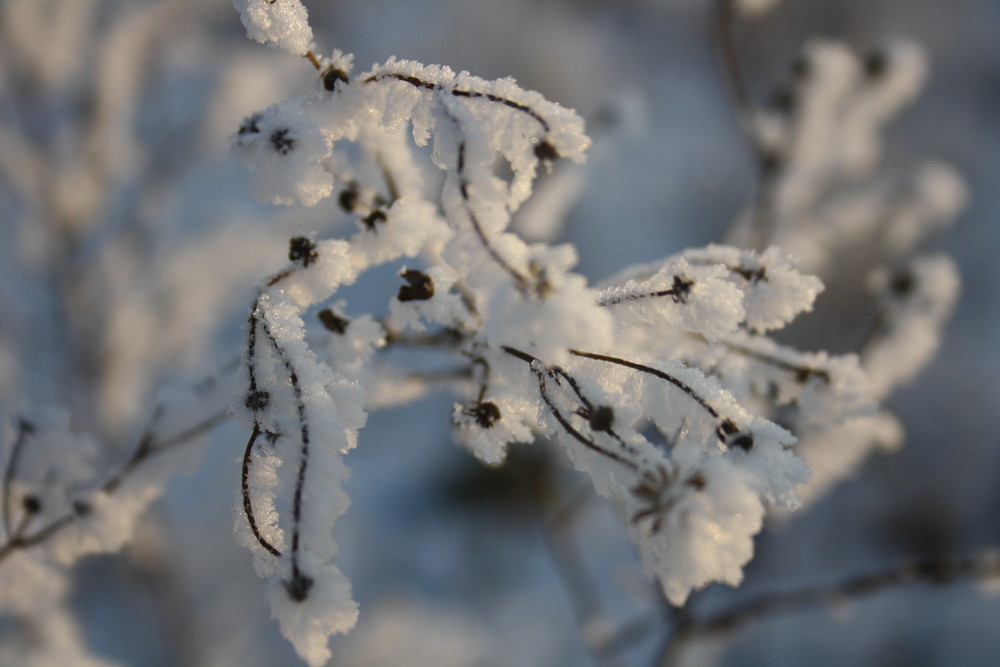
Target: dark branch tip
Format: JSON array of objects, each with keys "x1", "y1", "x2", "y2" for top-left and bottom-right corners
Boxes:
[
  {"x1": 717, "y1": 419, "x2": 754, "y2": 451},
  {"x1": 317, "y1": 309, "x2": 350, "y2": 334},
  {"x1": 864, "y1": 50, "x2": 888, "y2": 80},
  {"x1": 288, "y1": 236, "x2": 318, "y2": 267},
  {"x1": 285, "y1": 572, "x2": 314, "y2": 602},
  {"x1": 670, "y1": 275, "x2": 695, "y2": 304},
  {"x1": 237, "y1": 113, "x2": 261, "y2": 136},
  {"x1": 270, "y1": 128, "x2": 295, "y2": 155},
  {"x1": 890, "y1": 268, "x2": 916, "y2": 297},
  {"x1": 21, "y1": 495, "x2": 41, "y2": 514},
  {"x1": 686, "y1": 473, "x2": 707, "y2": 491},
  {"x1": 761, "y1": 150, "x2": 784, "y2": 174},
  {"x1": 362, "y1": 209, "x2": 388, "y2": 230},
  {"x1": 534, "y1": 139, "x2": 560, "y2": 162},
  {"x1": 245, "y1": 390, "x2": 271, "y2": 412},
  {"x1": 338, "y1": 186, "x2": 360, "y2": 213},
  {"x1": 791, "y1": 54, "x2": 811, "y2": 80},
  {"x1": 397, "y1": 269, "x2": 434, "y2": 302},
  {"x1": 465, "y1": 401, "x2": 501, "y2": 428},
  {"x1": 321, "y1": 66, "x2": 349, "y2": 91},
  {"x1": 587, "y1": 405, "x2": 615, "y2": 433}
]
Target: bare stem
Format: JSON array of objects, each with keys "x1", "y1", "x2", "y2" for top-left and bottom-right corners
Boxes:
[
  {"x1": 501, "y1": 346, "x2": 639, "y2": 471},
  {"x1": 241, "y1": 424, "x2": 282, "y2": 557},
  {"x1": 659, "y1": 551, "x2": 1000, "y2": 665},
  {"x1": 2, "y1": 420, "x2": 33, "y2": 538},
  {"x1": 0, "y1": 410, "x2": 228, "y2": 566}
]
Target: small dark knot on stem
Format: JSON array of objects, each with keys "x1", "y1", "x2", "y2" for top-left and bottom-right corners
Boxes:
[
  {"x1": 586, "y1": 405, "x2": 615, "y2": 433},
  {"x1": 321, "y1": 66, "x2": 349, "y2": 92},
  {"x1": 317, "y1": 309, "x2": 350, "y2": 334},
  {"x1": 21, "y1": 495, "x2": 41, "y2": 514},
  {"x1": 288, "y1": 236, "x2": 318, "y2": 267},
  {"x1": 285, "y1": 572, "x2": 315, "y2": 602},
  {"x1": 669, "y1": 275, "x2": 695, "y2": 304},
  {"x1": 245, "y1": 390, "x2": 271, "y2": 412},
  {"x1": 397, "y1": 269, "x2": 434, "y2": 302},
  {"x1": 534, "y1": 139, "x2": 560, "y2": 162},
  {"x1": 717, "y1": 419, "x2": 754, "y2": 451},
  {"x1": 270, "y1": 128, "x2": 295, "y2": 155},
  {"x1": 467, "y1": 401, "x2": 501, "y2": 428}
]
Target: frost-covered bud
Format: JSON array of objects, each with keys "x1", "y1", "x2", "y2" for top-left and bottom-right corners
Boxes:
[
  {"x1": 232, "y1": 97, "x2": 335, "y2": 206},
  {"x1": 863, "y1": 254, "x2": 959, "y2": 397},
  {"x1": 319, "y1": 50, "x2": 354, "y2": 92},
  {"x1": 1, "y1": 409, "x2": 97, "y2": 534},
  {"x1": 233, "y1": 0, "x2": 314, "y2": 56},
  {"x1": 599, "y1": 258, "x2": 744, "y2": 342},
  {"x1": 452, "y1": 395, "x2": 537, "y2": 466},
  {"x1": 388, "y1": 266, "x2": 469, "y2": 332},
  {"x1": 629, "y1": 457, "x2": 765, "y2": 606},
  {"x1": 680, "y1": 245, "x2": 824, "y2": 332}
]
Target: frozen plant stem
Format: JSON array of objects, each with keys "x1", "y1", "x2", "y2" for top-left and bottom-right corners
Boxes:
[
  {"x1": 659, "y1": 551, "x2": 1000, "y2": 666},
  {"x1": 0, "y1": 409, "x2": 228, "y2": 564}
]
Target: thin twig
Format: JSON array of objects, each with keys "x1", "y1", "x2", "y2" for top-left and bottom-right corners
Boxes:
[
  {"x1": 241, "y1": 424, "x2": 282, "y2": 557},
  {"x1": 2, "y1": 419, "x2": 33, "y2": 537},
  {"x1": 0, "y1": 410, "x2": 228, "y2": 565},
  {"x1": 659, "y1": 551, "x2": 1000, "y2": 665}
]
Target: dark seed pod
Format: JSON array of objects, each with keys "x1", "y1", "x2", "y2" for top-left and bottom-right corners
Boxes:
[
  {"x1": 317, "y1": 309, "x2": 349, "y2": 334},
  {"x1": 270, "y1": 128, "x2": 295, "y2": 155},
  {"x1": 321, "y1": 66, "x2": 349, "y2": 92},
  {"x1": 397, "y1": 269, "x2": 434, "y2": 302},
  {"x1": 288, "y1": 236, "x2": 318, "y2": 267},
  {"x1": 534, "y1": 139, "x2": 560, "y2": 162}
]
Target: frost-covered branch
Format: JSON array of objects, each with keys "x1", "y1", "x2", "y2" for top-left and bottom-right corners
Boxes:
[{"x1": 659, "y1": 550, "x2": 1000, "y2": 666}]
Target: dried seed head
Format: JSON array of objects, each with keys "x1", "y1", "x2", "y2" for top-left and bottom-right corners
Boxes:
[
  {"x1": 288, "y1": 236, "x2": 318, "y2": 267},
  {"x1": 397, "y1": 269, "x2": 434, "y2": 302},
  {"x1": 317, "y1": 309, "x2": 350, "y2": 334}
]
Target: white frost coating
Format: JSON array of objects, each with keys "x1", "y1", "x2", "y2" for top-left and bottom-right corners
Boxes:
[
  {"x1": 631, "y1": 457, "x2": 764, "y2": 606},
  {"x1": 793, "y1": 411, "x2": 904, "y2": 504},
  {"x1": 452, "y1": 394, "x2": 537, "y2": 466},
  {"x1": 225, "y1": 9, "x2": 959, "y2": 652},
  {"x1": 233, "y1": 0, "x2": 313, "y2": 56},
  {"x1": 267, "y1": 556, "x2": 359, "y2": 667},
  {"x1": 599, "y1": 260, "x2": 745, "y2": 342},
  {"x1": 863, "y1": 254, "x2": 959, "y2": 397},
  {"x1": 233, "y1": 97, "x2": 336, "y2": 206}
]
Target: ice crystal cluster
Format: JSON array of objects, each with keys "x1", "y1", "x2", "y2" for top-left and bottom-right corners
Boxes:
[{"x1": 0, "y1": 1, "x2": 964, "y2": 665}]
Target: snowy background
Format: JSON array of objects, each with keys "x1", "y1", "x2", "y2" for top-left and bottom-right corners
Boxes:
[{"x1": 2, "y1": 0, "x2": 999, "y2": 665}]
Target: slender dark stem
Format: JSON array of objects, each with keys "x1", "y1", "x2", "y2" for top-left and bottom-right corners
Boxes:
[
  {"x1": 375, "y1": 152, "x2": 401, "y2": 204},
  {"x1": 102, "y1": 411, "x2": 229, "y2": 494},
  {"x1": 0, "y1": 410, "x2": 228, "y2": 565},
  {"x1": 659, "y1": 551, "x2": 1000, "y2": 665},
  {"x1": 501, "y1": 346, "x2": 639, "y2": 471},
  {"x1": 257, "y1": 311, "x2": 314, "y2": 601},
  {"x1": 2, "y1": 420, "x2": 33, "y2": 537},
  {"x1": 0, "y1": 513, "x2": 75, "y2": 563},
  {"x1": 720, "y1": 341, "x2": 831, "y2": 383},
  {"x1": 455, "y1": 139, "x2": 532, "y2": 291},
  {"x1": 242, "y1": 424, "x2": 282, "y2": 557},
  {"x1": 569, "y1": 350, "x2": 721, "y2": 420},
  {"x1": 363, "y1": 71, "x2": 551, "y2": 132}
]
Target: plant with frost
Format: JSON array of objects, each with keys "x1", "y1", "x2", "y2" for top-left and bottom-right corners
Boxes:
[
  {"x1": 0, "y1": 0, "x2": 967, "y2": 665},
  {"x1": 221, "y1": 1, "x2": 962, "y2": 663}
]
